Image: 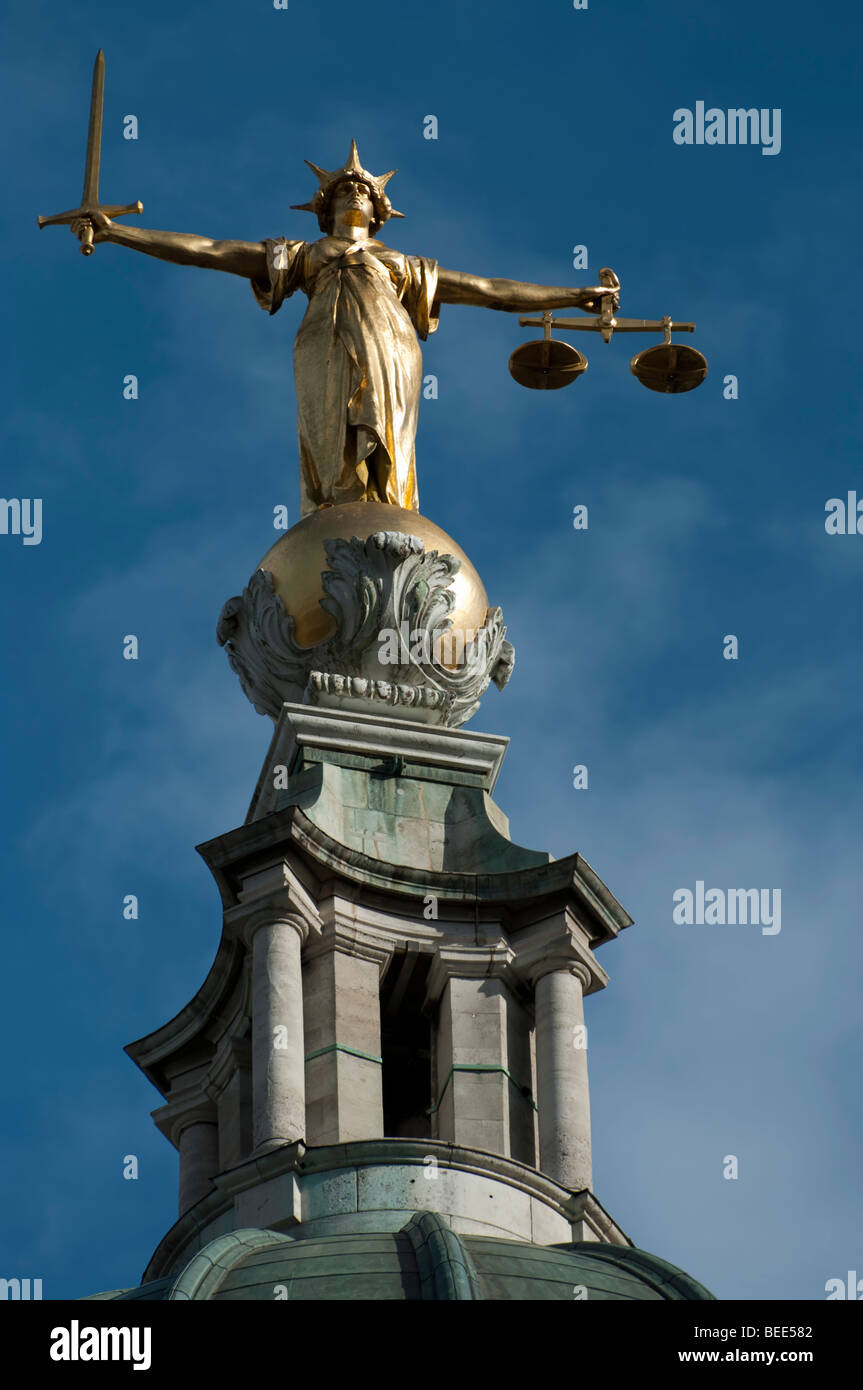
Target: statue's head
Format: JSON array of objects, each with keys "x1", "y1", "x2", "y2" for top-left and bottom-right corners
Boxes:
[
  {"x1": 291, "y1": 140, "x2": 405, "y2": 237},
  {"x1": 326, "y1": 177, "x2": 375, "y2": 235}
]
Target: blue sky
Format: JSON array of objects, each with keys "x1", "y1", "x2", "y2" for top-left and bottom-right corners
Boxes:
[{"x1": 2, "y1": 0, "x2": 861, "y2": 1300}]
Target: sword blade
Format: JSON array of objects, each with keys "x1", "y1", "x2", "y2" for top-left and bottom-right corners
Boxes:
[{"x1": 81, "y1": 50, "x2": 104, "y2": 208}]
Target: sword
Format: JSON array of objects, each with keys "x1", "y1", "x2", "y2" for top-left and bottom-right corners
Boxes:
[{"x1": 37, "y1": 50, "x2": 143, "y2": 256}]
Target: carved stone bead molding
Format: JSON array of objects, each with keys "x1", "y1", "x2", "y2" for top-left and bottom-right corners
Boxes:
[
  {"x1": 217, "y1": 531, "x2": 515, "y2": 729},
  {"x1": 306, "y1": 671, "x2": 454, "y2": 718}
]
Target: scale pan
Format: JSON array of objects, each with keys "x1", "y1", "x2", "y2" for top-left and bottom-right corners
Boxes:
[
  {"x1": 630, "y1": 343, "x2": 708, "y2": 394},
  {"x1": 509, "y1": 339, "x2": 588, "y2": 390}
]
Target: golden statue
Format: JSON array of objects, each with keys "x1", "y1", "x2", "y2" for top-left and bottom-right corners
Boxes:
[
  {"x1": 67, "y1": 136, "x2": 618, "y2": 517},
  {"x1": 38, "y1": 56, "x2": 708, "y2": 732}
]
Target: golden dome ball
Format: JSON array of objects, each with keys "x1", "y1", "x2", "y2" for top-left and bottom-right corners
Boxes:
[{"x1": 256, "y1": 502, "x2": 491, "y2": 651}]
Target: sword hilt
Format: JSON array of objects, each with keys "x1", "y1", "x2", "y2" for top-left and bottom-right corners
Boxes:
[
  {"x1": 76, "y1": 201, "x2": 143, "y2": 254},
  {"x1": 37, "y1": 199, "x2": 144, "y2": 255}
]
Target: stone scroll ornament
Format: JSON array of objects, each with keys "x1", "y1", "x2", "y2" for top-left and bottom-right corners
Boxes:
[{"x1": 217, "y1": 532, "x2": 514, "y2": 729}]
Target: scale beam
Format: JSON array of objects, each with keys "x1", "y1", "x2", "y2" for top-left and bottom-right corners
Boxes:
[{"x1": 518, "y1": 316, "x2": 696, "y2": 336}]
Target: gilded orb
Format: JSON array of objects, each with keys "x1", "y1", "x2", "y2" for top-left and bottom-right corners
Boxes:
[{"x1": 256, "y1": 501, "x2": 491, "y2": 651}]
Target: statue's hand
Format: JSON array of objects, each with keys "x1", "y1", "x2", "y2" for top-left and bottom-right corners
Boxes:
[
  {"x1": 579, "y1": 267, "x2": 621, "y2": 313},
  {"x1": 581, "y1": 289, "x2": 620, "y2": 313},
  {"x1": 71, "y1": 211, "x2": 113, "y2": 245}
]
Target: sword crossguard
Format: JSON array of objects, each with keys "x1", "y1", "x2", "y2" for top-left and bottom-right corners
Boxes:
[{"x1": 37, "y1": 200, "x2": 144, "y2": 255}]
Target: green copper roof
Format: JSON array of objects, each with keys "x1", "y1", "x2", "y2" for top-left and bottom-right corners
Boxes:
[{"x1": 84, "y1": 1214, "x2": 715, "y2": 1302}]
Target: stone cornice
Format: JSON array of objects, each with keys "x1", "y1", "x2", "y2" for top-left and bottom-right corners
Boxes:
[
  {"x1": 288, "y1": 810, "x2": 629, "y2": 941},
  {"x1": 124, "y1": 937, "x2": 246, "y2": 1097},
  {"x1": 247, "y1": 704, "x2": 510, "y2": 823},
  {"x1": 197, "y1": 819, "x2": 322, "y2": 915},
  {"x1": 199, "y1": 804, "x2": 630, "y2": 962}
]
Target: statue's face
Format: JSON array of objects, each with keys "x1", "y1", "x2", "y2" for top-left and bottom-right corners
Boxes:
[{"x1": 329, "y1": 178, "x2": 374, "y2": 231}]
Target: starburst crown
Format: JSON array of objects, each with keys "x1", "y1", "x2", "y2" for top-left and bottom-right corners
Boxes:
[{"x1": 291, "y1": 139, "x2": 405, "y2": 235}]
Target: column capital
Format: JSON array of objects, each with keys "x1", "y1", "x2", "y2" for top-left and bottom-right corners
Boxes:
[
  {"x1": 425, "y1": 940, "x2": 519, "y2": 1006},
  {"x1": 152, "y1": 1091, "x2": 219, "y2": 1150},
  {"x1": 303, "y1": 917, "x2": 394, "y2": 976},
  {"x1": 236, "y1": 906, "x2": 310, "y2": 951},
  {"x1": 226, "y1": 859, "x2": 320, "y2": 942},
  {"x1": 513, "y1": 917, "x2": 609, "y2": 994}
]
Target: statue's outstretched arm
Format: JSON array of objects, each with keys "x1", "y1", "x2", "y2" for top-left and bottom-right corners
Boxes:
[
  {"x1": 435, "y1": 266, "x2": 619, "y2": 315},
  {"x1": 72, "y1": 210, "x2": 267, "y2": 279}
]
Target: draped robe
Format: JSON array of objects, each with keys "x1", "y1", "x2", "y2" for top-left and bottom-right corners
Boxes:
[{"x1": 252, "y1": 236, "x2": 440, "y2": 517}]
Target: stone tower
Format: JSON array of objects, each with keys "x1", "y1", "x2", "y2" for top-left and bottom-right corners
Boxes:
[{"x1": 87, "y1": 502, "x2": 714, "y2": 1301}]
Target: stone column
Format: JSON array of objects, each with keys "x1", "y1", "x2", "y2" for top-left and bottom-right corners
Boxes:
[
  {"x1": 534, "y1": 965, "x2": 592, "y2": 1191},
  {"x1": 177, "y1": 1120, "x2": 219, "y2": 1216},
  {"x1": 250, "y1": 916, "x2": 306, "y2": 1153}
]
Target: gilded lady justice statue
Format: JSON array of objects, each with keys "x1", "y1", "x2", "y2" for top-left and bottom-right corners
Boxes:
[
  {"x1": 38, "y1": 54, "x2": 627, "y2": 726},
  {"x1": 69, "y1": 140, "x2": 618, "y2": 518}
]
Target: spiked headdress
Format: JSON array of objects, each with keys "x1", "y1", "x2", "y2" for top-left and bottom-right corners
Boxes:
[{"x1": 291, "y1": 139, "x2": 405, "y2": 235}]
